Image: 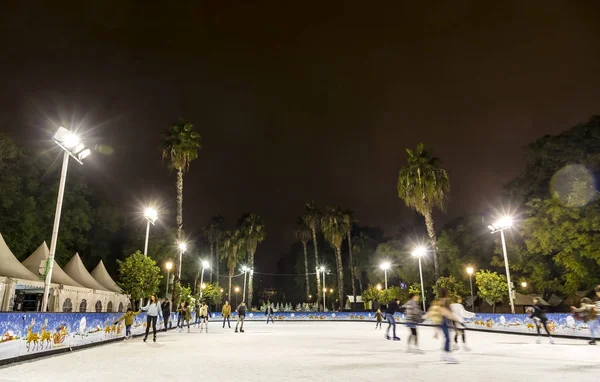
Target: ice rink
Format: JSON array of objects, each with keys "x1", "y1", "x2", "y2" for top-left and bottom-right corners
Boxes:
[{"x1": 1, "y1": 321, "x2": 598, "y2": 381}]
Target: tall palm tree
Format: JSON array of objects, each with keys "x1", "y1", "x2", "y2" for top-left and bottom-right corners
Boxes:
[
  {"x1": 162, "y1": 121, "x2": 201, "y2": 283},
  {"x1": 397, "y1": 142, "x2": 450, "y2": 277},
  {"x1": 302, "y1": 201, "x2": 322, "y2": 307},
  {"x1": 351, "y1": 231, "x2": 369, "y2": 294},
  {"x1": 241, "y1": 214, "x2": 266, "y2": 309},
  {"x1": 203, "y1": 216, "x2": 224, "y2": 286},
  {"x1": 342, "y1": 210, "x2": 356, "y2": 310},
  {"x1": 296, "y1": 218, "x2": 312, "y2": 302},
  {"x1": 222, "y1": 229, "x2": 246, "y2": 300},
  {"x1": 321, "y1": 207, "x2": 346, "y2": 311}
]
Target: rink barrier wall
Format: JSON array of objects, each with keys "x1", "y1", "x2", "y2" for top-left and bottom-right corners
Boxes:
[{"x1": 0, "y1": 311, "x2": 594, "y2": 365}]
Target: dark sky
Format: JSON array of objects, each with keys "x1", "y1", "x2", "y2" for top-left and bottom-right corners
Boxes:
[{"x1": 2, "y1": 1, "x2": 600, "y2": 272}]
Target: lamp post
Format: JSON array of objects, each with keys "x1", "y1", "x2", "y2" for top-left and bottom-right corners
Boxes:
[
  {"x1": 319, "y1": 266, "x2": 327, "y2": 311},
  {"x1": 412, "y1": 246, "x2": 427, "y2": 311},
  {"x1": 521, "y1": 281, "x2": 527, "y2": 288},
  {"x1": 466, "y1": 266, "x2": 475, "y2": 311},
  {"x1": 177, "y1": 242, "x2": 187, "y2": 279},
  {"x1": 235, "y1": 286, "x2": 240, "y2": 307},
  {"x1": 165, "y1": 261, "x2": 173, "y2": 297},
  {"x1": 143, "y1": 208, "x2": 158, "y2": 255},
  {"x1": 376, "y1": 284, "x2": 382, "y2": 291},
  {"x1": 42, "y1": 127, "x2": 91, "y2": 312},
  {"x1": 199, "y1": 260, "x2": 209, "y2": 299},
  {"x1": 488, "y1": 216, "x2": 516, "y2": 314},
  {"x1": 241, "y1": 266, "x2": 251, "y2": 304},
  {"x1": 380, "y1": 262, "x2": 390, "y2": 289}
]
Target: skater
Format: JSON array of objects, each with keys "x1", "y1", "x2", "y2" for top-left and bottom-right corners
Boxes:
[
  {"x1": 266, "y1": 303, "x2": 275, "y2": 324},
  {"x1": 403, "y1": 293, "x2": 423, "y2": 352},
  {"x1": 222, "y1": 301, "x2": 232, "y2": 328},
  {"x1": 450, "y1": 296, "x2": 475, "y2": 351},
  {"x1": 161, "y1": 298, "x2": 171, "y2": 332},
  {"x1": 570, "y1": 297, "x2": 598, "y2": 344},
  {"x1": 235, "y1": 302, "x2": 247, "y2": 333},
  {"x1": 384, "y1": 298, "x2": 401, "y2": 341},
  {"x1": 183, "y1": 302, "x2": 193, "y2": 332},
  {"x1": 141, "y1": 293, "x2": 162, "y2": 342},
  {"x1": 176, "y1": 301, "x2": 186, "y2": 329},
  {"x1": 528, "y1": 297, "x2": 554, "y2": 344},
  {"x1": 115, "y1": 307, "x2": 140, "y2": 340},
  {"x1": 375, "y1": 309, "x2": 383, "y2": 329},
  {"x1": 427, "y1": 292, "x2": 459, "y2": 363},
  {"x1": 199, "y1": 302, "x2": 210, "y2": 332}
]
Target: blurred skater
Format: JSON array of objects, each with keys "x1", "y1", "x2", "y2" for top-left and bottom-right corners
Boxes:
[
  {"x1": 141, "y1": 293, "x2": 162, "y2": 343},
  {"x1": 161, "y1": 298, "x2": 171, "y2": 332},
  {"x1": 115, "y1": 307, "x2": 140, "y2": 340},
  {"x1": 385, "y1": 298, "x2": 401, "y2": 341},
  {"x1": 450, "y1": 296, "x2": 475, "y2": 351},
  {"x1": 527, "y1": 297, "x2": 554, "y2": 344},
  {"x1": 427, "y1": 291, "x2": 459, "y2": 363},
  {"x1": 176, "y1": 301, "x2": 186, "y2": 330},
  {"x1": 570, "y1": 297, "x2": 598, "y2": 345},
  {"x1": 266, "y1": 303, "x2": 275, "y2": 324},
  {"x1": 403, "y1": 293, "x2": 423, "y2": 352},
  {"x1": 375, "y1": 309, "x2": 383, "y2": 329},
  {"x1": 222, "y1": 301, "x2": 232, "y2": 328},
  {"x1": 199, "y1": 302, "x2": 210, "y2": 333},
  {"x1": 235, "y1": 302, "x2": 247, "y2": 333}
]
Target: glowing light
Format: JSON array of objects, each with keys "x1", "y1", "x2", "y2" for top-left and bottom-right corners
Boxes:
[
  {"x1": 490, "y1": 216, "x2": 513, "y2": 232},
  {"x1": 242, "y1": 265, "x2": 248, "y2": 272},
  {"x1": 77, "y1": 148, "x2": 91, "y2": 161},
  {"x1": 201, "y1": 260, "x2": 210, "y2": 269},
  {"x1": 144, "y1": 207, "x2": 158, "y2": 223},
  {"x1": 178, "y1": 242, "x2": 187, "y2": 252},
  {"x1": 165, "y1": 261, "x2": 173, "y2": 271},
  {"x1": 412, "y1": 246, "x2": 426, "y2": 258},
  {"x1": 376, "y1": 284, "x2": 382, "y2": 291},
  {"x1": 220, "y1": 288, "x2": 224, "y2": 293},
  {"x1": 521, "y1": 281, "x2": 527, "y2": 288},
  {"x1": 235, "y1": 287, "x2": 240, "y2": 293},
  {"x1": 201, "y1": 283, "x2": 206, "y2": 289},
  {"x1": 380, "y1": 262, "x2": 391, "y2": 270},
  {"x1": 329, "y1": 289, "x2": 333, "y2": 293},
  {"x1": 319, "y1": 265, "x2": 326, "y2": 272},
  {"x1": 63, "y1": 133, "x2": 80, "y2": 148},
  {"x1": 466, "y1": 266, "x2": 474, "y2": 275},
  {"x1": 309, "y1": 295, "x2": 312, "y2": 299}
]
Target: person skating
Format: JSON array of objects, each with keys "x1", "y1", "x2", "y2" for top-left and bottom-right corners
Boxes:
[
  {"x1": 570, "y1": 297, "x2": 598, "y2": 345},
  {"x1": 199, "y1": 302, "x2": 210, "y2": 333},
  {"x1": 115, "y1": 307, "x2": 140, "y2": 340},
  {"x1": 141, "y1": 293, "x2": 162, "y2": 342},
  {"x1": 266, "y1": 303, "x2": 275, "y2": 324},
  {"x1": 427, "y1": 292, "x2": 460, "y2": 364},
  {"x1": 183, "y1": 302, "x2": 193, "y2": 332},
  {"x1": 176, "y1": 301, "x2": 186, "y2": 330},
  {"x1": 375, "y1": 309, "x2": 383, "y2": 329},
  {"x1": 235, "y1": 302, "x2": 247, "y2": 333},
  {"x1": 450, "y1": 296, "x2": 475, "y2": 351},
  {"x1": 222, "y1": 301, "x2": 232, "y2": 328},
  {"x1": 161, "y1": 299, "x2": 171, "y2": 332},
  {"x1": 528, "y1": 297, "x2": 554, "y2": 344},
  {"x1": 403, "y1": 293, "x2": 423, "y2": 353},
  {"x1": 384, "y1": 298, "x2": 401, "y2": 341}
]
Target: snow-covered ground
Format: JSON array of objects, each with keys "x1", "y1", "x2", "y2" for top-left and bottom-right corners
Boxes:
[{"x1": 1, "y1": 322, "x2": 597, "y2": 381}]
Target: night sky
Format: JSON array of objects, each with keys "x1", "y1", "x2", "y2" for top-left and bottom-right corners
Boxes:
[{"x1": 2, "y1": 2, "x2": 600, "y2": 272}]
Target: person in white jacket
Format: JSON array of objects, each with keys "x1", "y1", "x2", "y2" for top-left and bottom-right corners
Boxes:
[{"x1": 450, "y1": 296, "x2": 476, "y2": 351}]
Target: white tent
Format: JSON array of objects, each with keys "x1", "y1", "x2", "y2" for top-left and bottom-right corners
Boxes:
[
  {"x1": 22, "y1": 242, "x2": 84, "y2": 288},
  {"x1": 64, "y1": 253, "x2": 110, "y2": 291},
  {"x1": 0, "y1": 233, "x2": 41, "y2": 282},
  {"x1": 91, "y1": 260, "x2": 122, "y2": 293}
]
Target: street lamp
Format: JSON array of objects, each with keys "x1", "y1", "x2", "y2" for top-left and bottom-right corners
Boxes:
[
  {"x1": 466, "y1": 266, "x2": 475, "y2": 311},
  {"x1": 165, "y1": 261, "x2": 173, "y2": 297},
  {"x1": 412, "y1": 246, "x2": 427, "y2": 311},
  {"x1": 143, "y1": 207, "x2": 158, "y2": 255},
  {"x1": 376, "y1": 284, "x2": 382, "y2": 291},
  {"x1": 199, "y1": 260, "x2": 210, "y2": 299},
  {"x1": 42, "y1": 127, "x2": 91, "y2": 312},
  {"x1": 380, "y1": 262, "x2": 391, "y2": 289},
  {"x1": 521, "y1": 281, "x2": 527, "y2": 288},
  {"x1": 241, "y1": 266, "x2": 251, "y2": 304},
  {"x1": 177, "y1": 242, "x2": 187, "y2": 279},
  {"x1": 319, "y1": 266, "x2": 327, "y2": 311},
  {"x1": 488, "y1": 216, "x2": 516, "y2": 314},
  {"x1": 234, "y1": 286, "x2": 240, "y2": 306}
]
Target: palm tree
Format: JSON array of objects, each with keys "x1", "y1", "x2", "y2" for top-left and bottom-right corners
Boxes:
[
  {"x1": 302, "y1": 201, "x2": 322, "y2": 307},
  {"x1": 222, "y1": 229, "x2": 246, "y2": 300},
  {"x1": 241, "y1": 214, "x2": 266, "y2": 309},
  {"x1": 203, "y1": 216, "x2": 224, "y2": 286},
  {"x1": 397, "y1": 142, "x2": 450, "y2": 277},
  {"x1": 296, "y1": 218, "x2": 312, "y2": 302},
  {"x1": 162, "y1": 121, "x2": 201, "y2": 283},
  {"x1": 351, "y1": 231, "x2": 369, "y2": 294},
  {"x1": 321, "y1": 207, "x2": 346, "y2": 311},
  {"x1": 342, "y1": 210, "x2": 356, "y2": 310}
]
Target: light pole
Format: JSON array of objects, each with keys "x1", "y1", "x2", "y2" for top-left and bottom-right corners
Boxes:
[
  {"x1": 319, "y1": 266, "x2": 327, "y2": 311},
  {"x1": 165, "y1": 261, "x2": 173, "y2": 297},
  {"x1": 235, "y1": 286, "x2": 240, "y2": 307},
  {"x1": 466, "y1": 266, "x2": 475, "y2": 311},
  {"x1": 177, "y1": 242, "x2": 187, "y2": 279},
  {"x1": 380, "y1": 262, "x2": 390, "y2": 289},
  {"x1": 521, "y1": 281, "x2": 527, "y2": 288},
  {"x1": 199, "y1": 260, "x2": 209, "y2": 299},
  {"x1": 241, "y1": 266, "x2": 250, "y2": 304},
  {"x1": 488, "y1": 216, "x2": 516, "y2": 314},
  {"x1": 412, "y1": 246, "x2": 427, "y2": 312},
  {"x1": 42, "y1": 127, "x2": 91, "y2": 312},
  {"x1": 143, "y1": 207, "x2": 158, "y2": 255}
]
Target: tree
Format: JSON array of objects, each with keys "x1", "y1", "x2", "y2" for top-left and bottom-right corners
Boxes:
[
  {"x1": 117, "y1": 251, "x2": 162, "y2": 307},
  {"x1": 296, "y1": 219, "x2": 312, "y2": 302},
  {"x1": 342, "y1": 210, "x2": 357, "y2": 311},
  {"x1": 361, "y1": 285, "x2": 383, "y2": 305},
  {"x1": 381, "y1": 286, "x2": 408, "y2": 305},
  {"x1": 222, "y1": 229, "x2": 245, "y2": 300},
  {"x1": 321, "y1": 207, "x2": 346, "y2": 311},
  {"x1": 433, "y1": 276, "x2": 468, "y2": 300},
  {"x1": 302, "y1": 201, "x2": 322, "y2": 306},
  {"x1": 162, "y1": 121, "x2": 201, "y2": 286},
  {"x1": 174, "y1": 283, "x2": 193, "y2": 305},
  {"x1": 203, "y1": 216, "x2": 224, "y2": 286},
  {"x1": 198, "y1": 282, "x2": 223, "y2": 307},
  {"x1": 397, "y1": 142, "x2": 450, "y2": 277},
  {"x1": 475, "y1": 270, "x2": 508, "y2": 313},
  {"x1": 241, "y1": 214, "x2": 266, "y2": 309}
]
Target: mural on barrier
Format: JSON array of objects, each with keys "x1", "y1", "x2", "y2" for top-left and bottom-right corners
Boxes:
[{"x1": 1, "y1": 311, "x2": 596, "y2": 362}]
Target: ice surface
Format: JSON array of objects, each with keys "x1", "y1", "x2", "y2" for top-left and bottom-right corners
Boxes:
[{"x1": 0, "y1": 322, "x2": 598, "y2": 381}]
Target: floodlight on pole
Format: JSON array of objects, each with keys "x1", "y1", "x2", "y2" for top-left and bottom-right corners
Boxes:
[
  {"x1": 380, "y1": 262, "x2": 391, "y2": 289},
  {"x1": 521, "y1": 281, "x2": 527, "y2": 288},
  {"x1": 489, "y1": 216, "x2": 516, "y2": 314},
  {"x1": 376, "y1": 284, "x2": 382, "y2": 291},
  {"x1": 165, "y1": 261, "x2": 173, "y2": 296},
  {"x1": 143, "y1": 207, "x2": 158, "y2": 256},
  {"x1": 41, "y1": 126, "x2": 91, "y2": 312},
  {"x1": 412, "y1": 246, "x2": 427, "y2": 311},
  {"x1": 177, "y1": 242, "x2": 187, "y2": 279},
  {"x1": 241, "y1": 266, "x2": 251, "y2": 304},
  {"x1": 319, "y1": 266, "x2": 327, "y2": 311},
  {"x1": 199, "y1": 259, "x2": 210, "y2": 299},
  {"x1": 466, "y1": 266, "x2": 475, "y2": 311}
]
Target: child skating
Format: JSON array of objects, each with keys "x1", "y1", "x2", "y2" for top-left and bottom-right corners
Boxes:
[
  {"x1": 115, "y1": 307, "x2": 140, "y2": 340},
  {"x1": 450, "y1": 296, "x2": 475, "y2": 351},
  {"x1": 403, "y1": 293, "x2": 423, "y2": 353},
  {"x1": 375, "y1": 309, "x2": 383, "y2": 329}
]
